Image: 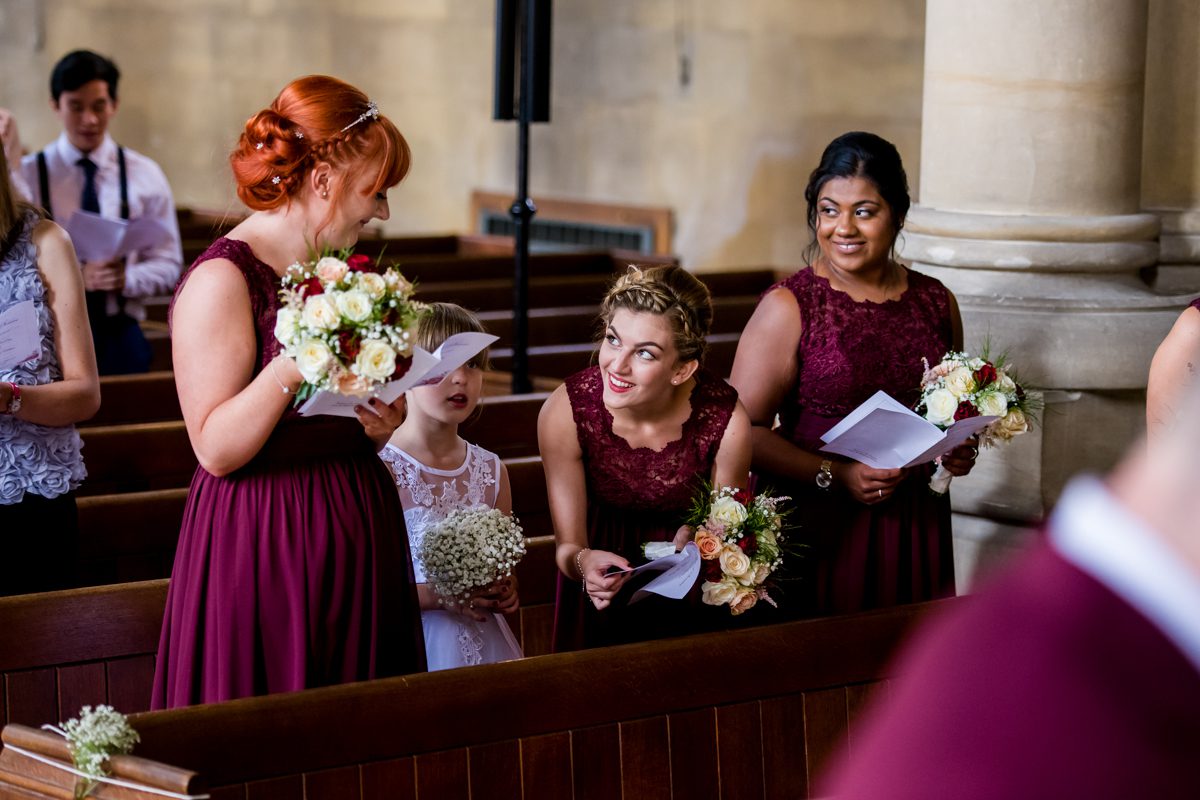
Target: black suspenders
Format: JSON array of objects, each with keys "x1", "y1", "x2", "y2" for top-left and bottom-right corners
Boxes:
[{"x1": 36, "y1": 146, "x2": 130, "y2": 222}]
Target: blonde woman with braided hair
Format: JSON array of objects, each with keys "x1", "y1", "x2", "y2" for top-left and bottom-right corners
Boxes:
[
  {"x1": 153, "y1": 76, "x2": 425, "y2": 709},
  {"x1": 539, "y1": 265, "x2": 752, "y2": 651}
]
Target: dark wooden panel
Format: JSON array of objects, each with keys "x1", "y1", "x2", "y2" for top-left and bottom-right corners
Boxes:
[
  {"x1": 517, "y1": 606, "x2": 555, "y2": 658},
  {"x1": 802, "y1": 688, "x2": 849, "y2": 786},
  {"x1": 518, "y1": 732, "x2": 571, "y2": 800},
  {"x1": 467, "y1": 740, "x2": 521, "y2": 800},
  {"x1": 715, "y1": 702, "x2": 764, "y2": 800},
  {"x1": 361, "y1": 758, "x2": 416, "y2": 800},
  {"x1": 106, "y1": 655, "x2": 156, "y2": 715},
  {"x1": 246, "y1": 775, "x2": 303, "y2": 800},
  {"x1": 571, "y1": 724, "x2": 621, "y2": 800},
  {"x1": 5, "y1": 669, "x2": 58, "y2": 727},
  {"x1": 414, "y1": 749, "x2": 469, "y2": 799},
  {"x1": 619, "y1": 716, "x2": 671, "y2": 800},
  {"x1": 668, "y1": 708, "x2": 719, "y2": 800},
  {"x1": 207, "y1": 786, "x2": 247, "y2": 800},
  {"x1": 55, "y1": 662, "x2": 107, "y2": 722},
  {"x1": 761, "y1": 693, "x2": 808, "y2": 799},
  {"x1": 302, "y1": 765, "x2": 361, "y2": 800},
  {"x1": 845, "y1": 680, "x2": 885, "y2": 758}
]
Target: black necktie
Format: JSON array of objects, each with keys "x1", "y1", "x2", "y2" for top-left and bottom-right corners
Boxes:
[{"x1": 78, "y1": 157, "x2": 100, "y2": 213}]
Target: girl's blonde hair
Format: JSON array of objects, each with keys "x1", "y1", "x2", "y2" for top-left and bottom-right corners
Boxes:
[
  {"x1": 416, "y1": 302, "x2": 490, "y2": 371},
  {"x1": 0, "y1": 146, "x2": 40, "y2": 247},
  {"x1": 598, "y1": 264, "x2": 712, "y2": 364}
]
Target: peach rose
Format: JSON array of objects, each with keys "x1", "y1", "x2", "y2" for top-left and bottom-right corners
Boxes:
[
  {"x1": 694, "y1": 528, "x2": 723, "y2": 560},
  {"x1": 719, "y1": 545, "x2": 753, "y2": 580},
  {"x1": 314, "y1": 256, "x2": 349, "y2": 283},
  {"x1": 730, "y1": 588, "x2": 758, "y2": 615}
]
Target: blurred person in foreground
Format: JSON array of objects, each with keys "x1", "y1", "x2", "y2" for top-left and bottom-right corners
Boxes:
[{"x1": 820, "y1": 367, "x2": 1200, "y2": 797}]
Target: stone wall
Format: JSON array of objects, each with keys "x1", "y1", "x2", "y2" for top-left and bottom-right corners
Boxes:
[{"x1": 0, "y1": 0, "x2": 926, "y2": 271}]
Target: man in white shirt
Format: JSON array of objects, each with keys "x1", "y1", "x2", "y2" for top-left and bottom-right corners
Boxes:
[{"x1": 18, "y1": 50, "x2": 182, "y2": 374}]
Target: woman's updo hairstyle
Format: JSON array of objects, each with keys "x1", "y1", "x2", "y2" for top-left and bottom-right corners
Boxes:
[
  {"x1": 803, "y1": 131, "x2": 910, "y2": 263},
  {"x1": 599, "y1": 265, "x2": 713, "y2": 365},
  {"x1": 230, "y1": 75, "x2": 411, "y2": 220},
  {"x1": 415, "y1": 302, "x2": 490, "y2": 371}
]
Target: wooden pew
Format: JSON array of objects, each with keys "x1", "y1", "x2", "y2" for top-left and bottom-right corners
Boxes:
[
  {"x1": 78, "y1": 394, "x2": 549, "y2": 495},
  {"x1": 0, "y1": 601, "x2": 943, "y2": 799},
  {"x1": 0, "y1": 532, "x2": 561, "y2": 729},
  {"x1": 85, "y1": 370, "x2": 556, "y2": 428},
  {"x1": 74, "y1": 456, "x2": 554, "y2": 590}
]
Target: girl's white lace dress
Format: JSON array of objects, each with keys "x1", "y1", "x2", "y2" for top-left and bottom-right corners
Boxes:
[{"x1": 380, "y1": 442, "x2": 524, "y2": 671}]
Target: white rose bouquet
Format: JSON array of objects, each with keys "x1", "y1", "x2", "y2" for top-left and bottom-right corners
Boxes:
[
  {"x1": 417, "y1": 507, "x2": 526, "y2": 610},
  {"x1": 275, "y1": 252, "x2": 426, "y2": 403},
  {"x1": 678, "y1": 484, "x2": 791, "y2": 616},
  {"x1": 915, "y1": 350, "x2": 1036, "y2": 494}
]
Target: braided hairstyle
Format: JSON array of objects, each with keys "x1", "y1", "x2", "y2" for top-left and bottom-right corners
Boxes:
[
  {"x1": 230, "y1": 75, "x2": 410, "y2": 233},
  {"x1": 598, "y1": 265, "x2": 713, "y2": 365}
]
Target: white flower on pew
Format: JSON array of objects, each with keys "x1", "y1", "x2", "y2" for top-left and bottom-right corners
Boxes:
[
  {"x1": 418, "y1": 507, "x2": 526, "y2": 610},
  {"x1": 59, "y1": 704, "x2": 140, "y2": 799}
]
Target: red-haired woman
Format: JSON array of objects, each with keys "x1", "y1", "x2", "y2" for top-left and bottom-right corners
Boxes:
[{"x1": 152, "y1": 76, "x2": 425, "y2": 708}]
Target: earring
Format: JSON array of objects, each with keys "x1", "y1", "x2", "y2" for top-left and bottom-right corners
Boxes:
[
  {"x1": 321, "y1": 190, "x2": 328, "y2": 199},
  {"x1": 671, "y1": 378, "x2": 679, "y2": 385}
]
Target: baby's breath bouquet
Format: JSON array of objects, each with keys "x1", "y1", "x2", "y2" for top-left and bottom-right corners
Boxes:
[
  {"x1": 275, "y1": 251, "x2": 426, "y2": 403},
  {"x1": 417, "y1": 508, "x2": 526, "y2": 609},
  {"x1": 682, "y1": 484, "x2": 791, "y2": 615},
  {"x1": 59, "y1": 705, "x2": 140, "y2": 799}
]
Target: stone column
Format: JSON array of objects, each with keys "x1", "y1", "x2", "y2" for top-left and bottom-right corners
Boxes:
[
  {"x1": 1142, "y1": 0, "x2": 1200, "y2": 294},
  {"x1": 901, "y1": 0, "x2": 1186, "y2": 586}
]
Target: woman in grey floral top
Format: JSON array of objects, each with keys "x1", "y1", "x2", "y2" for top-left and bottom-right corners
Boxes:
[{"x1": 0, "y1": 141, "x2": 100, "y2": 595}]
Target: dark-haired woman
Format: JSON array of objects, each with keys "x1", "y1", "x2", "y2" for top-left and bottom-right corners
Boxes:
[
  {"x1": 539, "y1": 265, "x2": 752, "y2": 650},
  {"x1": 152, "y1": 76, "x2": 425, "y2": 708},
  {"x1": 729, "y1": 131, "x2": 977, "y2": 617}
]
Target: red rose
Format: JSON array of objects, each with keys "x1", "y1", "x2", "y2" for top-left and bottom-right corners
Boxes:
[
  {"x1": 383, "y1": 307, "x2": 400, "y2": 327},
  {"x1": 954, "y1": 400, "x2": 979, "y2": 421},
  {"x1": 301, "y1": 276, "x2": 324, "y2": 296},
  {"x1": 1015, "y1": 384, "x2": 1026, "y2": 401},
  {"x1": 704, "y1": 558, "x2": 723, "y2": 582},
  {"x1": 391, "y1": 354, "x2": 413, "y2": 380},
  {"x1": 733, "y1": 489, "x2": 753, "y2": 505},
  {"x1": 338, "y1": 330, "x2": 360, "y2": 360},
  {"x1": 346, "y1": 254, "x2": 374, "y2": 273},
  {"x1": 737, "y1": 535, "x2": 758, "y2": 557},
  {"x1": 973, "y1": 363, "x2": 998, "y2": 387}
]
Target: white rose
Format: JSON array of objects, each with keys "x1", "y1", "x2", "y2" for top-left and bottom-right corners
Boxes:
[
  {"x1": 945, "y1": 367, "x2": 976, "y2": 398},
  {"x1": 356, "y1": 271, "x2": 387, "y2": 299},
  {"x1": 924, "y1": 388, "x2": 958, "y2": 426},
  {"x1": 302, "y1": 294, "x2": 340, "y2": 330},
  {"x1": 718, "y1": 544, "x2": 753, "y2": 580},
  {"x1": 701, "y1": 579, "x2": 739, "y2": 607},
  {"x1": 752, "y1": 561, "x2": 771, "y2": 585},
  {"x1": 295, "y1": 339, "x2": 334, "y2": 383},
  {"x1": 977, "y1": 390, "x2": 1009, "y2": 419},
  {"x1": 998, "y1": 374, "x2": 1017, "y2": 394},
  {"x1": 384, "y1": 269, "x2": 414, "y2": 295},
  {"x1": 709, "y1": 496, "x2": 748, "y2": 529},
  {"x1": 355, "y1": 339, "x2": 397, "y2": 382},
  {"x1": 314, "y1": 257, "x2": 349, "y2": 284},
  {"x1": 996, "y1": 408, "x2": 1029, "y2": 440},
  {"x1": 274, "y1": 307, "x2": 301, "y2": 345},
  {"x1": 335, "y1": 289, "x2": 373, "y2": 323}
]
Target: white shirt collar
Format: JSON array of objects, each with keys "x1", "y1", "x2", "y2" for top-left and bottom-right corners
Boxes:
[
  {"x1": 1050, "y1": 475, "x2": 1200, "y2": 674},
  {"x1": 54, "y1": 131, "x2": 116, "y2": 169}
]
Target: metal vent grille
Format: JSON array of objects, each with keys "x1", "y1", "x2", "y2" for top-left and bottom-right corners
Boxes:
[{"x1": 480, "y1": 211, "x2": 654, "y2": 253}]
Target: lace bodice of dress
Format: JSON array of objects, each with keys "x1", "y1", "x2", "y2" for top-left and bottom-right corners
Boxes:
[
  {"x1": 566, "y1": 366, "x2": 737, "y2": 512},
  {"x1": 777, "y1": 266, "x2": 953, "y2": 420},
  {"x1": 379, "y1": 441, "x2": 501, "y2": 583}
]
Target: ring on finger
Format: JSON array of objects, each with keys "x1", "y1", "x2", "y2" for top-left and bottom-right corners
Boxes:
[
  {"x1": 968, "y1": 446, "x2": 979, "y2": 459},
  {"x1": 877, "y1": 488, "x2": 883, "y2": 499}
]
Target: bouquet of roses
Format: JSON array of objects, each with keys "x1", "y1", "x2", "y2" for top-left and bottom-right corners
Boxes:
[
  {"x1": 274, "y1": 252, "x2": 426, "y2": 403},
  {"x1": 682, "y1": 484, "x2": 789, "y2": 615},
  {"x1": 915, "y1": 350, "x2": 1034, "y2": 494},
  {"x1": 417, "y1": 507, "x2": 526, "y2": 610}
]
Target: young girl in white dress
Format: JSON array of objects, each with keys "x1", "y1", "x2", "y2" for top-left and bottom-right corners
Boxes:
[{"x1": 379, "y1": 303, "x2": 523, "y2": 671}]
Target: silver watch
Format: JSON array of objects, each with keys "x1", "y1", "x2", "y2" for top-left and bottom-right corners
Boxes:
[{"x1": 816, "y1": 459, "x2": 833, "y2": 490}]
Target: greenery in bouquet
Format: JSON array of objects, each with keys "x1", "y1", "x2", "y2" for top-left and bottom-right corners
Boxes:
[
  {"x1": 417, "y1": 507, "x2": 526, "y2": 609},
  {"x1": 915, "y1": 348, "x2": 1040, "y2": 493},
  {"x1": 275, "y1": 250, "x2": 427, "y2": 403},
  {"x1": 683, "y1": 483, "x2": 791, "y2": 615},
  {"x1": 58, "y1": 704, "x2": 140, "y2": 799}
]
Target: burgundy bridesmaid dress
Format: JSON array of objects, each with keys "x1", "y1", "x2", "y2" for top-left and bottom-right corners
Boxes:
[{"x1": 151, "y1": 238, "x2": 425, "y2": 709}]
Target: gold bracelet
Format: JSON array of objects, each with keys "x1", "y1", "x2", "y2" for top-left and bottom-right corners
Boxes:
[
  {"x1": 575, "y1": 547, "x2": 591, "y2": 587},
  {"x1": 270, "y1": 358, "x2": 297, "y2": 395}
]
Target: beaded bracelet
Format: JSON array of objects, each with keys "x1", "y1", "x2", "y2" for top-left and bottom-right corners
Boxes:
[{"x1": 575, "y1": 547, "x2": 591, "y2": 590}]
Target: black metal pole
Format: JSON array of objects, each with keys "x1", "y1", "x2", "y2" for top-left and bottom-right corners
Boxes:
[{"x1": 509, "y1": 0, "x2": 537, "y2": 395}]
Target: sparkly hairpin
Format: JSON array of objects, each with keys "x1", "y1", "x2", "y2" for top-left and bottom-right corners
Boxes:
[
  {"x1": 255, "y1": 142, "x2": 264, "y2": 150},
  {"x1": 339, "y1": 100, "x2": 380, "y2": 133},
  {"x1": 294, "y1": 130, "x2": 304, "y2": 139},
  {"x1": 271, "y1": 176, "x2": 281, "y2": 185}
]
